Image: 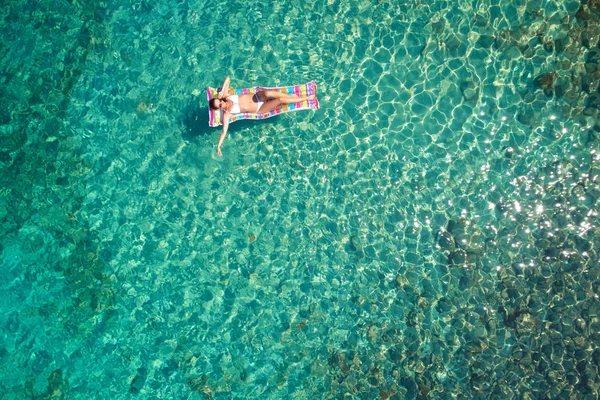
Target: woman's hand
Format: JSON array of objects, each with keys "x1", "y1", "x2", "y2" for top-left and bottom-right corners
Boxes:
[{"x1": 217, "y1": 145, "x2": 223, "y2": 157}]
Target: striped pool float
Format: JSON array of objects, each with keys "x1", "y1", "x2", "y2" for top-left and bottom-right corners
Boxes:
[{"x1": 206, "y1": 81, "x2": 319, "y2": 127}]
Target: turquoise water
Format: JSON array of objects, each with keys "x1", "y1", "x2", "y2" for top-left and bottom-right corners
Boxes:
[{"x1": 1, "y1": 0, "x2": 600, "y2": 398}]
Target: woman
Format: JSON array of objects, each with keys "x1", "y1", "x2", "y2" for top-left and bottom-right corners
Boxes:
[{"x1": 209, "y1": 76, "x2": 316, "y2": 156}]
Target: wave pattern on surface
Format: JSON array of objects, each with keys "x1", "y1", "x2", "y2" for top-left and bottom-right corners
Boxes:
[{"x1": 1, "y1": 0, "x2": 600, "y2": 398}]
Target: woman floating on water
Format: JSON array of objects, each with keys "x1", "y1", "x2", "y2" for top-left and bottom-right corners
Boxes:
[{"x1": 209, "y1": 76, "x2": 316, "y2": 156}]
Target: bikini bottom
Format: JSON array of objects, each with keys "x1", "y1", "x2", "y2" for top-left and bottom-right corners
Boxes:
[{"x1": 252, "y1": 93, "x2": 264, "y2": 113}]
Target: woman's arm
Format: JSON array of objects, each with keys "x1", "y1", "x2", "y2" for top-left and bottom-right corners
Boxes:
[
  {"x1": 218, "y1": 76, "x2": 231, "y2": 99},
  {"x1": 217, "y1": 112, "x2": 231, "y2": 156}
]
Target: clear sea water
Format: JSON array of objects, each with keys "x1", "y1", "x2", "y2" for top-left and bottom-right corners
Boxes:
[{"x1": 1, "y1": 0, "x2": 600, "y2": 398}]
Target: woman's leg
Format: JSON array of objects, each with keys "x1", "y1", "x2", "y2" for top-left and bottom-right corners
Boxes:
[
  {"x1": 257, "y1": 99, "x2": 282, "y2": 114},
  {"x1": 258, "y1": 90, "x2": 315, "y2": 104},
  {"x1": 255, "y1": 90, "x2": 316, "y2": 113}
]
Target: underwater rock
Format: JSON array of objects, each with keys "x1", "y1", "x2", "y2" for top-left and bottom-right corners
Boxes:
[
  {"x1": 554, "y1": 77, "x2": 570, "y2": 97},
  {"x1": 535, "y1": 71, "x2": 556, "y2": 88},
  {"x1": 446, "y1": 218, "x2": 484, "y2": 255},
  {"x1": 498, "y1": 306, "x2": 532, "y2": 329},
  {"x1": 388, "y1": 346, "x2": 405, "y2": 363},
  {"x1": 0, "y1": 150, "x2": 12, "y2": 165},
  {"x1": 187, "y1": 374, "x2": 210, "y2": 394},
  {"x1": 435, "y1": 229, "x2": 455, "y2": 250},
  {"x1": 136, "y1": 101, "x2": 151, "y2": 114},
  {"x1": 534, "y1": 72, "x2": 556, "y2": 96},
  {"x1": 446, "y1": 33, "x2": 463, "y2": 50},
  {"x1": 46, "y1": 369, "x2": 66, "y2": 398},
  {"x1": 582, "y1": 73, "x2": 600, "y2": 93},
  {"x1": 382, "y1": 328, "x2": 403, "y2": 343},
  {"x1": 571, "y1": 182, "x2": 586, "y2": 197},
  {"x1": 582, "y1": 30, "x2": 599, "y2": 48},
  {"x1": 30, "y1": 350, "x2": 51, "y2": 374},
  {"x1": 474, "y1": 13, "x2": 488, "y2": 27},
  {"x1": 543, "y1": 40, "x2": 554, "y2": 53},
  {"x1": 462, "y1": 88, "x2": 478, "y2": 101},
  {"x1": 477, "y1": 35, "x2": 495, "y2": 48},
  {"x1": 587, "y1": 50, "x2": 600, "y2": 67},
  {"x1": 447, "y1": 249, "x2": 468, "y2": 266},
  {"x1": 129, "y1": 367, "x2": 148, "y2": 394},
  {"x1": 586, "y1": 93, "x2": 600, "y2": 109},
  {"x1": 446, "y1": 218, "x2": 466, "y2": 236},
  {"x1": 504, "y1": 146, "x2": 516, "y2": 159},
  {"x1": 577, "y1": 5, "x2": 592, "y2": 21},
  {"x1": 431, "y1": 19, "x2": 445, "y2": 34},
  {"x1": 517, "y1": 109, "x2": 536, "y2": 126},
  {"x1": 460, "y1": 80, "x2": 479, "y2": 101},
  {"x1": 554, "y1": 37, "x2": 568, "y2": 54},
  {"x1": 160, "y1": 359, "x2": 178, "y2": 378},
  {"x1": 348, "y1": 235, "x2": 365, "y2": 258},
  {"x1": 436, "y1": 297, "x2": 453, "y2": 314}
]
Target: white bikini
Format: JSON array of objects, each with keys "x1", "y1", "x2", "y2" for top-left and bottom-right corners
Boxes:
[
  {"x1": 228, "y1": 95, "x2": 242, "y2": 114},
  {"x1": 226, "y1": 94, "x2": 263, "y2": 114}
]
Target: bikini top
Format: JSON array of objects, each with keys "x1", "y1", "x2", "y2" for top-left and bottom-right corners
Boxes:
[{"x1": 227, "y1": 95, "x2": 241, "y2": 114}]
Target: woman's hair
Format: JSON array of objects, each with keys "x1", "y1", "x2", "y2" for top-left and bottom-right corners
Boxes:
[{"x1": 209, "y1": 98, "x2": 219, "y2": 110}]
